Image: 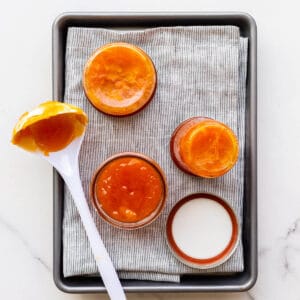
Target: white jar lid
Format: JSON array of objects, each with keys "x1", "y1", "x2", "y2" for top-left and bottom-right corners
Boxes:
[{"x1": 166, "y1": 193, "x2": 240, "y2": 269}]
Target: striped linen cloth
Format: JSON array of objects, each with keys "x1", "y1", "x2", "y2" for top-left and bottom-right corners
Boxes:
[{"x1": 63, "y1": 26, "x2": 248, "y2": 282}]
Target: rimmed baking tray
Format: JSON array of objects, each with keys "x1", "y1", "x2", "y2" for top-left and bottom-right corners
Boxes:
[{"x1": 52, "y1": 12, "x2": 257, "y2": 293}]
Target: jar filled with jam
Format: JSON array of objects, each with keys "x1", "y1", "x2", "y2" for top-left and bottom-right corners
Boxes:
[
  {"x1": 170, "y1": 117, "x2": 239, "y2": 178},
  {"x1": 90, "y1": 152, "x2": 167, "y2": 229},
  {"x1": 83, "y1": 43, "x2": 157, "y2": 117}
]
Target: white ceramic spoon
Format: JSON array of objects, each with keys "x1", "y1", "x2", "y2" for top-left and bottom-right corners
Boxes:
[{"x1": 41, "y1": 133, "x2": 126, "y2": 300}]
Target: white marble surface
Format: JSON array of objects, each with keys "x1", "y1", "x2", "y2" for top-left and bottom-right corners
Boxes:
[{"x1": 1, "y1": 0, "x2": 300, "y2": 299}]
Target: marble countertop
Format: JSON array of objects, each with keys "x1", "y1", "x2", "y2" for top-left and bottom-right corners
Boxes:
[{"x1": 2, "y1": 0, "x2": 300, "y2": 299}]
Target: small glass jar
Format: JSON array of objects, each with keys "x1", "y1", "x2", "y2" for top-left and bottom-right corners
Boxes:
[
  {"x1": 83, "y1": 42, "x2": 157, "y2": 116},
  {"x1": 90, "y1": 152, "x2": 167, "y2": 229},
  {"x1": 166, "y1": 193, "x2": 240, "y2": 269},
  {"x1": 170, "y1": 117, "x2": 239, "y2": 178}
]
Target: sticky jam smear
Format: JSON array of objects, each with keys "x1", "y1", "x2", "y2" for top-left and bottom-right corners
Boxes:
[{"x1": 95, "y1": 156, "x2": 164, "y2": 223}]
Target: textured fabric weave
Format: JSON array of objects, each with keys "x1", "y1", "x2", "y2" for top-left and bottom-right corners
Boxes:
[{"x1": 63, "y1": 26, "x2": 248, "y2": 282}]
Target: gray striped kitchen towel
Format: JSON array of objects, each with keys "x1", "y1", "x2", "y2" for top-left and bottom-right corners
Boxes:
[{"x1": 63, "y1": 26, "x2": 248, "y2": 282}]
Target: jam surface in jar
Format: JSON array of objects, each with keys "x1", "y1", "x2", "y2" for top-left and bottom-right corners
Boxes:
[{"x1": 94, "y1": 155, "x2": 165, "y2": 224}]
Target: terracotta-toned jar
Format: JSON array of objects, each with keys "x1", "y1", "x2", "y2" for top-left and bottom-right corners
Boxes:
[
  {"x1": 170, "y1": 117, "x2": 239, "y2": 178},
  {"x1": 83, "y1": 43, "x2": 157, "y2": 116},
  {"x1": 90, "y1": 152, "x2": 167, "y2": 229}
]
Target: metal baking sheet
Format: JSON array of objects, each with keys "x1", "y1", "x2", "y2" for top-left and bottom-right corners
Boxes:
[{"x1": 52, "y1": 12, "x2": 257, "y2": 293}]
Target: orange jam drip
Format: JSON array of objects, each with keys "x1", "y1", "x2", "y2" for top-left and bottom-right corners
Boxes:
[
  {"x1": 83, "y1": 43, "x2": 156, "y2": 116},
  {"x1": 12, "y1": 114, "x2": 86, "y2": 155},
  {"x1": 179, "y1": 120, "x2": 239, "y2": 178},
  {"x1": 95, "y1": 157, "x2": 164, "y2": 223}
]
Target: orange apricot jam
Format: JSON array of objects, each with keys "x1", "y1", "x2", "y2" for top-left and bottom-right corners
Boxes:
[
  {"x1": 83, "y1": 42, "x2": 157, "y2": 116},
  {"x1": 91, "y1": 153, "x2": 166, "y2": 229},
  {"x1": 11, "y1": 101, "x2": 88, "y2": 155},
  {"x1": 170, "y1": 117, "x2": 239, "y2": 178}
]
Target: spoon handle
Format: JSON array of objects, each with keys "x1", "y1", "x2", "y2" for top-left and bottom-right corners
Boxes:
[{"x1": 63, "y1": 172, "x2": 126, "y2": 300}]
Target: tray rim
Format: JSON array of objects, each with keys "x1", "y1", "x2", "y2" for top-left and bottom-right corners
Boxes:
[{"x1": 52, "y1": 11, "x2": 257, "y2": 293}]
